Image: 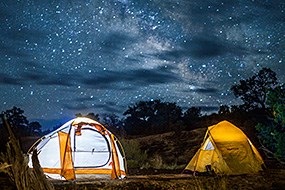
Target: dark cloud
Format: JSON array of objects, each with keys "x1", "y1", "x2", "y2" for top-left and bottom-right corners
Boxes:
[
  {"x1": 0, "y1": 2, "x2": 14, "y2": 21},
  {"x1": 63, "y1": 103, "x2": 90, "y2": 111},
  {"x1": 0, "y1": 73, "x2": 21, "y2": 85},
  {"x1": 20, "y1": 71, "x2": 73, "y2": 86},
  {"x1": 74, "y1": 97, "x2": 94, "y2": 102},
  {"x1": 2, "y1": 65, "x2": 178, "y2": 89},
  {"x1": 22, "y1": 72, "x2": 43, "y2": 81},
  {"x1": 66, "y1": 98, "x2": 123, "y2": 114},
  {"x1": 154, "y1": 35, "x2": 265, "y2": 60},
  {"x1": 124, "y1": 56, "x2": 141, "y2": 64},
  {"x1": 199, "y1": 106, "x2": 219, "y2": 113},
  {"x1": 82, "y1": 66, "x2": 180, "y2": 89},
  {"x1": 158, "y1": 1, "x2": 238, "y2": 27},
  {"x1": 159, "y1": 1, "x2": 285, "y2": 29},
  {"x1": 180, "y1": 105, "x2": 219, "y2": 113},
  {"x1": 0, "y1": 42, "x2": 30, "y2": 58},
  {"x1": 92, "y1": 103, "x2": 122, "y2": 114},
  {"x1": 131, "y1": 67, "x2": 179, "y2": 85},
  {"x1": 100, "y1": 32, "x2": 137, "y2": 53},
  {"x1": 39, "y1": 77, "x2": 72, "y2": 86},
  {"x1": 0, "y1": 28, "x2": 48, "y2": 60},
  {"x1": 3, "y1": 28, "x2": 48, "y2": 43},
  {"x1": 81, "y1": 70, "x2": 122, "y2": 89},
  {"x1": 189, "y1": 38, "x2": 233, "y2": 58},
  {"x1": 183, "y1": 87, "x2": 219, "y2": 94},
  {"x1": 22, "y1": 61, "x2": 38, "y2": 67},
  {"x1": 71, "y1": 94, "x2": 124, "y2": 113}
]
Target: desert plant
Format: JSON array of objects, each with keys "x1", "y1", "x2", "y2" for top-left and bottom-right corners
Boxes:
[
  {"x1": 148, "y1": 154, "x2": 181, "y2": 170},
  {"x1": 0, "y1": 114, "x2": 54, "y2": 190},
  {"x1": 120, "y1": 139, "x2": 148, "y2": 169}
]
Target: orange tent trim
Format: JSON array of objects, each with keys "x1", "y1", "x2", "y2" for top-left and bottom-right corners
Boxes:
[{"x1": 42, "y1": 168, "x2": 126, "y2": 176}]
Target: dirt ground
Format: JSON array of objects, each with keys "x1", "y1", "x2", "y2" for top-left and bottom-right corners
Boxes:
[
  {"x1": 52, "y1": 169, "x2": 285, "y2": 190},
  {"x1": 1, "y1": 169, "x2": 285, "y2": 190},
  {"x1": 2, "y1": 130, "x2": 284, "y2": 189}
]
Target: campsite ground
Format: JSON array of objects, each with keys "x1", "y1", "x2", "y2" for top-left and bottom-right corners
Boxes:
[
  {"x1": 2, "y1": 128, "x2": 285, "y2": 189},
  {"x1": 1, "y1": 168, "x2": 285, "y2": 190},
  {"x1": 52, "y1": 128, "x2": 285, "y2": 190},
  {"x1": 48, "y1": 169, "x2": 285, "y2": 190}
]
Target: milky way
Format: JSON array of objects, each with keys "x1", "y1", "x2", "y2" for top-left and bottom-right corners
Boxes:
[{"x1": 0, "y1": 0, "x2": 284, "y2": 128}]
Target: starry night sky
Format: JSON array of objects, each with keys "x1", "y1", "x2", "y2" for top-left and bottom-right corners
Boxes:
[{"x1": 0, "y1": 0, "x2": 284, "y2": 129}]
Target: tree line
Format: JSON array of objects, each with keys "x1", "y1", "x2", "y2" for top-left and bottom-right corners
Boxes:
[{"x1": 0, "y1": 67, "x2": 284, "y2": 161}]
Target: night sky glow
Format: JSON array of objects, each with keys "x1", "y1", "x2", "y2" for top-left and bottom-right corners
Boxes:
[{"x1": 0, "y1": 0, "x2": 284, "y2": 128}]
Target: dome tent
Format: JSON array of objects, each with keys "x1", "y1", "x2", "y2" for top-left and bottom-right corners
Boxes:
[
  {"x1": 184, "y1": 120, "x2": 264, "y2": 175},
  {"x1": 28, "y1": 117, "x2": 127, "y2": 180}
]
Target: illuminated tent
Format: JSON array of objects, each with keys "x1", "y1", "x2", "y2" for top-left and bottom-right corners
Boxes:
[
  {"x1": 28, "y1": 117, "x2": 127, "y2": 180},
  {"x1": 184, "y1": 120, "x2": 264, "y2": 175}
]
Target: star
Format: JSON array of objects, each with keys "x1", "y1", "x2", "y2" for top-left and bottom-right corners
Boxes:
[{"x1": 0, "y1": 0, "x2": 284, "y2": 129}]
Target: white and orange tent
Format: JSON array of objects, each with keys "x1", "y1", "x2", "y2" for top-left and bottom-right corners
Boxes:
[{"x1": 28, "y1": 117, "x2": 127, "y2": 180}]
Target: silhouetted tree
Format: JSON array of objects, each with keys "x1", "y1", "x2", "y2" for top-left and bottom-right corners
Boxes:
[
  {"x1": 183, "y1": 107, "x2": 202, "y2": 129},
  {"x1": 218, "y1": 105, "x2": 230, "y2": 115},
  {"x1": 123, "y1": 100, "x2": 160, "y2": 135},
  {"x1": 75, "y1": 113, "x2": 83, "y2": 117},
  {"x1": 28, "y1": 121, "x2": 42, "y2": 136},
  {"x1": 230, "y1": 105, "x2": 242, "y2": 113},
  {"x1": 231, "y1": 67, "x2": 278, "y2": 111},
  {"x1": 0, "y1": 107, "x2": 34, "y2": 152},
  {"x1": 123, "y1": 100, "x2": 183, "y2": 135},
  {"x1": 256, "y1": 84, "x2": 285, "y2": 161},
  {"x1": 151, "y1": 101, "x2": 183, "y2": 132},
  {"x1": 75, "y1": 112, "x2": 100, "y2": 121},
  {"x1": 101, "y1": 113, "x2": 125, "y2": 136},
  {"x1": 0, "y1": 107, "x2": 30, "y2": 137}
]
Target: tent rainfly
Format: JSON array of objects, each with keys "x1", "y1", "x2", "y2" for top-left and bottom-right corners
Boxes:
[
  {"x1": 28, "y1": 117, "x2": 127, "y2": 180},
  {"x1": 184, "y1": 120, "x2": 264, "y2": 175}
]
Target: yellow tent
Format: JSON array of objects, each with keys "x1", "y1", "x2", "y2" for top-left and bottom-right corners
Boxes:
[{"x1": 184, "y1": 120, "x2": 264, "y2": 175}]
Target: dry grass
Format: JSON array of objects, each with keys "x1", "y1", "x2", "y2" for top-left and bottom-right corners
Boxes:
[
  {"x1": 120, "y1": 138, "x2": 148, "y2": 169},
  {"x1": 125, "y1": 128, "x2": 206, "y2": 171},
  {"x1": 193, "y1": 175, "x2": 228, "y2": 190},
  {"x1": 0, "y1": 115, "x2": 54, "y2": 190},
  {"x1": 46, "y1": 171, "x2": 285, "y2": 190}
]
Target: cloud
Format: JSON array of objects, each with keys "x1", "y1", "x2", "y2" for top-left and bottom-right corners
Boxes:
[
  {"x1": 20, "y1": 71, "x2": 73, "y2": 86},
  {"x1": 0, "y1": 2, "x2": 14, "y2": 20},
  {"x1": 63, "y1": 103, "x2": 90, "y2": 111},
  {"x1": 154, "y1": 35, "x2": 264, "y2": 61},
  {"x1": 74, "y1": 97, "x2": 95, "y2": 102},
  {"x1": 91, "y1": 103, "x2": 122, "y2": 114},
  {"x1": 65, "y1": 97, "x2": 123, "y2": 114},
  {"x1": 0, "y1": 27, "x2": 48, "y2": 60},
  {"x1": 1, "y1": 65, "x2": 180, "y2": 89},
  {"x1": 182, "y1": 86, "x2": 219, "y2": 94},
  {"x1": 131, "y1": 66, "x2": 179, "y2": 85},
  {"x1": 0, "y1": 73, "x2": 22, "y2": 85},
  {"x1": 100, "y1": 31, "x2": 137, "y2": 53},
  {"x1": 0, "y1": 42, "x2": 30, "y2": 58},
  {"x1": 82, "y1": 66, "x2": 181, "y2": 89},
  {"x1": 3, "y1": 28, "x2": 48, "y2": 43},
  {"x1": 199, "y1": 106, "x2": 219, "y2": 113},
  {"x1": 188, "y1": 38, "x2": 231, "y2": 58}
]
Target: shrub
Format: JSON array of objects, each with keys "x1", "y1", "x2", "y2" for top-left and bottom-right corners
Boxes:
[{"x1": 120, "y1": 139, "x2": 148, "y2": 169}]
